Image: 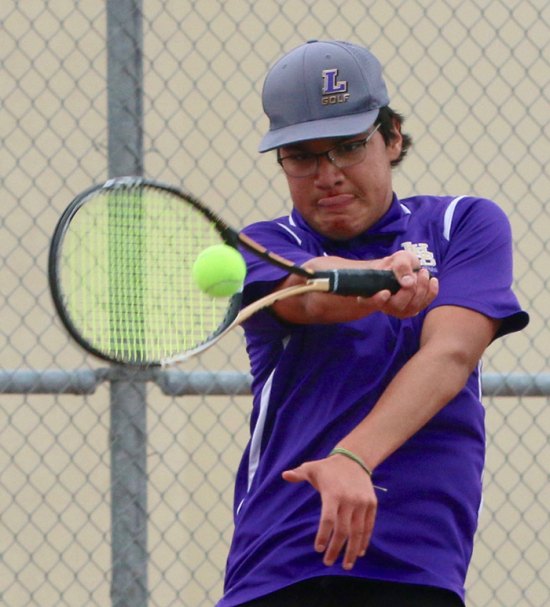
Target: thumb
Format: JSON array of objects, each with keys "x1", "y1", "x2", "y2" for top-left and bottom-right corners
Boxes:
[{"x1": 282, "y1": 467, "x2": 306, "y2": 483}]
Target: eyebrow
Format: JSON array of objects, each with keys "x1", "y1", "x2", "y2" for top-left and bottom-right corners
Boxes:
[{"x1": 280, "y1": 133, "x2": 368, "y2": 153}]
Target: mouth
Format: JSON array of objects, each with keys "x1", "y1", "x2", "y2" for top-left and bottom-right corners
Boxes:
[{"x1": 317, "y1": 193, "x2": 356, "y2": 209}]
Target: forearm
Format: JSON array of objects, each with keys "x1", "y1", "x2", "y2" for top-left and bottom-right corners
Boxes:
[
  {"x1": 271, "y1": 251, "x2": 437, "y2": 324},
  {"x1": 336, "y1": 307, "x2": 500, "y2": 470},
  {"x1": 337, "y1": 346, "x2": 473, "y2": 470},
  {"x1": 272, "y1": 255, "x2": 388, "y2": 323}
]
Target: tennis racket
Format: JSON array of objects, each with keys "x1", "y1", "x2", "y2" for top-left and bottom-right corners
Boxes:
[{"x1": 48, "y1": 176, "x2": 402, "y2": 367}]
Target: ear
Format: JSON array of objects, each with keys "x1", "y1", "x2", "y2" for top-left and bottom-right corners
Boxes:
[{"x1": 387, "y1": 118, "x2": 403, "y2": 162}]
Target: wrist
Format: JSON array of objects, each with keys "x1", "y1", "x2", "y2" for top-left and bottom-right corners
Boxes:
[
  {"x1": 329, "y1": 447, "x2": 373, "y2": 477},
  {"x1": 328, "y1": 447, "x2": 387, "y2": 492}
]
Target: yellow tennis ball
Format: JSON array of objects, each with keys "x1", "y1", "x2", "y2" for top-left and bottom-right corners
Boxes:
[{"x1": 192, "y1": 244, "x2": 246, "y2": 297}]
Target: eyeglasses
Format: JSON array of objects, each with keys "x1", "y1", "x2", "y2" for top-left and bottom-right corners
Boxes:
[{"x1": 277, "y1": 123, "x2": 381, "y2": 178}]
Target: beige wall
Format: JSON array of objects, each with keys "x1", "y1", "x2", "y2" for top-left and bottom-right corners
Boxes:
[{"x1": 1, "y1": 1, "x2": 548, "y2": 605}]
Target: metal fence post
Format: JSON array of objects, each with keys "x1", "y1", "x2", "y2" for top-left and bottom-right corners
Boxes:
[
  {"x1": 109, "y1": 375, "x2": 148, "y2": 607},
  {"x1": 2, "y1": 3, "x2": 548, "y2": 606},
  {"x1": 107, "y1": 1, "x2": 146, "y2": 605}
]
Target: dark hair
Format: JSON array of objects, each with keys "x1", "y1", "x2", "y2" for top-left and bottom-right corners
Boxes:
[{"x1": 376, "y1": 106, "x2": 412, "y2": 167}]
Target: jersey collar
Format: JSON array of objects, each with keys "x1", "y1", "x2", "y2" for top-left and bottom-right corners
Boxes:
[{"x1": 290, "y1": 193, "x2": 410, "y2": 247}]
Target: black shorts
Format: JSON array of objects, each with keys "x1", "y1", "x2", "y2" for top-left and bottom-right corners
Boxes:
[{"x1": 237, "y1": 576, "x2": 465, "y2": 607}]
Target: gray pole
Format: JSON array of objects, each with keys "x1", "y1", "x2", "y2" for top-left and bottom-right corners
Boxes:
[
  {"x1": 106, "y1": 1, "x2": 147, "y2": 606},
  {"x1": 109, "y1": 375, "x2": 148, "y2": 607},
  {"x1": 107, "y1": 0, "x2": 143, "y2": 176}
]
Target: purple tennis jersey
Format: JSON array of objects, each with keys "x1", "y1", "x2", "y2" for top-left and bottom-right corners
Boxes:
[{"x1": 217, "y1": 194, "x2": 528, "y2": 606}]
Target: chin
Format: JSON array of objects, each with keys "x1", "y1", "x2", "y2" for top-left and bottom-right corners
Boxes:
[
  {"x1": 320, "y1": 228, "x2": 361, "y2": 241},
  {"x1": 317, "y1": 220, "x2": 364, "y2": 241}
]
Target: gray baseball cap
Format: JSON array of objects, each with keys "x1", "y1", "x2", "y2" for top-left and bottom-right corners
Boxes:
[{"x1": 259, "y1": 40, "x2": 390, "y2": 152}]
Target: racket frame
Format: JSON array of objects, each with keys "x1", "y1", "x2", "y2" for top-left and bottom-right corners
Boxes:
[{"x1": 49, "y1": 177, "x2": 403, "y2": 367}]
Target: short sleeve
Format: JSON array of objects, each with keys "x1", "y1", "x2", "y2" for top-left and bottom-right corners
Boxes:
[
  {"x1": 239, "y1": 220, "x2": 317, "y2": 306},
  {"x1": 429, "y1": 197, "x2": 529, "y2": 338}
]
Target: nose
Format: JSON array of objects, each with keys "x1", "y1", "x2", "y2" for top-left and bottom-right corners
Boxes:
[{"x1": 313, "y1": 154, "x2": 344, "y2": 188}]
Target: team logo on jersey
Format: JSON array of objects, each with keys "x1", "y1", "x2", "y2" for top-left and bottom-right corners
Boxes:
[
  {"x1": 321, "y1": 69, "x2": 350, "y2": 105},
  {"x1": 401, "y1": 241, "x2": 437, "y2": 268}
]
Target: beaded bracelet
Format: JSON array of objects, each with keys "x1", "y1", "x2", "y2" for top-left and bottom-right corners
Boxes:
[
  {"x1": 329, "y1": 447, "x2": 373, "y2": 477},
  {"x1": 329, "y1": 447, "x2": 387, "y2": 492}
]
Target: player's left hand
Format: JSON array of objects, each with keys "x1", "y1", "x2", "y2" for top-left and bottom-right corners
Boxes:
[{"x1": 282, "y1": 453, "x2": 377, "y2": 570}]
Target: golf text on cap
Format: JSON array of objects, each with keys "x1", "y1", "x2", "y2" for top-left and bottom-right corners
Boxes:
[{"x1": 322, "y1": 69, "x2": 350, "y2": 105}]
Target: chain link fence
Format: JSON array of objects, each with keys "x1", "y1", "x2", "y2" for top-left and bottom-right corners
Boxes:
[{"x1": 1, "y1": 1, "x2": 549, "y2": 605}]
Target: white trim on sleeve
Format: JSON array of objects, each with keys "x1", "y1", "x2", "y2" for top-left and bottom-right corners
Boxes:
[{"x1": 443, "y1": 196, "x2": 467, "y2": 241}]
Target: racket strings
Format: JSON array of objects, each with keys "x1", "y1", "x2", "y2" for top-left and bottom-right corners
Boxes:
[{"x1": 59, "y1": 185, "x2": 235, "y2": 364}]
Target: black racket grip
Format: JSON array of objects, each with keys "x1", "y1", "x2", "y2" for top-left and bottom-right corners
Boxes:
[{"x1": 321, "y1": 269, "x2": 401, "y2": 296}]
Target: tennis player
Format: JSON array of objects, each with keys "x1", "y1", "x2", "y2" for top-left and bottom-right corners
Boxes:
[{"x1": 216, "y1": 40, "x2": 529, "y2": 607}]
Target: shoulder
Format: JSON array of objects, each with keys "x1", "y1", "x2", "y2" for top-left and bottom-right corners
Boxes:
[
  {"x1": 240, "y1": 214, "x2": 322, "y2": 295},
  {"x1": 401, "y1": 193, "x2": 503, "y2": 215},
  {"x1": 401, "y1": 194, "x2": 511, "y2": 240},
  {"x1": 243, "y1": 215, "x2": 305, "y2": 242},
  {"x1": 243, "y1": 214, "x2": 325, "y2": 255}
]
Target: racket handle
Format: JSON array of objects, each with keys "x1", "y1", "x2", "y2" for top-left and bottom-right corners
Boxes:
[{"x1": 320, "y1": 269, "x2": 401, "y2": 296}]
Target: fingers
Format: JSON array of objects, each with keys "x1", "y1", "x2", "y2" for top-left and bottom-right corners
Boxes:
[
  {"x1": 282, "y1": 458, "x2": 378, "y2": 570},
  {"x1": 390, "y1": 250, "x2": 421, "y2": 284},
  {"x1": 357, "y1": 268, "x2": 438, "y2": 318},
  {"x1": 315, "y1": 490, "x2": 377, "y2": 570},
  {"x1": 281, "y1": 468, "x2": 305, "y2": 483},
  {"x1": 355, "y1": 251, "x2": 439, "y2": 318},
  {"x1": 392, "y1": 267, "x2": 438, "y2": 316},
  {"x1": 319, "y1": 504, "x2": 351, "y2": 568},
  {"x1": 389, "y1": 269, "x2": 438, "y2": 318},
  {"x1": 345, "y1": 504, "x2": 375, "y2": 568}
]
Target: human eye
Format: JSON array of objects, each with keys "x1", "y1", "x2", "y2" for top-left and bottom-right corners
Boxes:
[
  {"x1": 284, "y1": 151, "x2": 315, "y2": 163},
  {"x1": 278, "y1": 149, "x2": 318, "y2": 176},
  {"x1": 334, "y1": 140, "x2": 365, "y2": 157}
]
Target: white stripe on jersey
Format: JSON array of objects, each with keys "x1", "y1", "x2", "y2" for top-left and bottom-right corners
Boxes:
[
  {"x1": 276, "y1": 220, "x2": 303, "y2": 245},
  {"x1": 247, "y1": 335, "x2": 291, "y2": 490},
  {"x1": 247, "y1": 369, "x2": 275, "y2": 490},
  {"x1": 443, "y1": 196, "x2": 467, "y2": 241}
]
